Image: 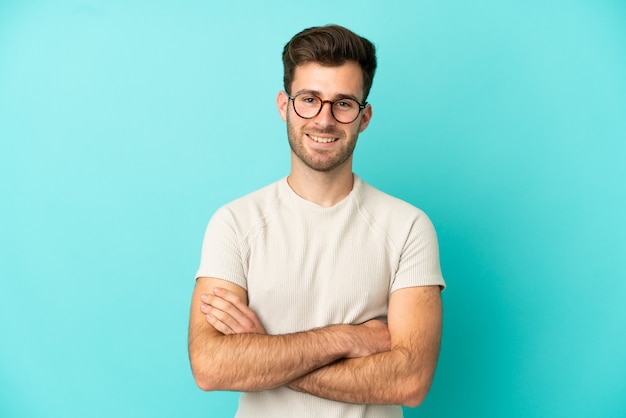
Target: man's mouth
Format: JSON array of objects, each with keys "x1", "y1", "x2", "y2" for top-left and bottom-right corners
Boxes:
[{"x1": 309, "y1": 134, "x2": 338, "y2": 144}]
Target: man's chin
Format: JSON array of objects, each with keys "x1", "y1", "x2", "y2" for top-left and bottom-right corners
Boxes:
[{"x1": 300, "y1": 154, "x2": 352, "y2": 173}]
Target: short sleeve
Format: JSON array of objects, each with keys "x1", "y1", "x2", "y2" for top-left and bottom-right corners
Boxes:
[
  {"x1": 195, "y1": 207, "x2": 248, "y2": 290},
  {"x1": 390, "y1": 211, "x2": 446, "y2": 293}
]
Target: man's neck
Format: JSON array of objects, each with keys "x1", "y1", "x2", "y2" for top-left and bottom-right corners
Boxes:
[{"x1": 287, "y1": 161, "x2": 355, "y2": 208}]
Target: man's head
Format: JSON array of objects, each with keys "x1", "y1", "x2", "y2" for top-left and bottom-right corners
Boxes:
[
  {"x1": 282, "y1": 25, "x2": 377, "y2": 102},
  {"x1": 277, "y1": 25, "x2": 376, "y2": 175}
]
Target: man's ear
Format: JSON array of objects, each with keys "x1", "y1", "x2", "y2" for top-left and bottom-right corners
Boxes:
[
  {"x1": 358, "y1": 104, "x2": 373, "y2": 133},
  {"x1": 276, "y1": 91, "x2": 288, "y2": 122}
]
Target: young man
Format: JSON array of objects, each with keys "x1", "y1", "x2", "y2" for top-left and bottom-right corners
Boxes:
[{"x1": 188, "y1": 25, "x2": 446, "y2": 418}]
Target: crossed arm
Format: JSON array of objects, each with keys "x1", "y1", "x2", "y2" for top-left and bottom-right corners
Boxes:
[{"x1": 188, "y1": 277, "x2": 442, "y2": 407}]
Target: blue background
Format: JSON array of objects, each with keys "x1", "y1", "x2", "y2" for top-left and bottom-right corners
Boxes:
[{"x1": 1, "y1": 1, "x2": 625, "y2": 417}]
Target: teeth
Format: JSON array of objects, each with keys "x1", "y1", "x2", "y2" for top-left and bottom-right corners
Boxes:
[{"x1": 310, "y1": 135, "x2": 336, "y2": 143}]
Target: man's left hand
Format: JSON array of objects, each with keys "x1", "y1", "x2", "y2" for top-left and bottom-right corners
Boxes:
[{"x1": 200, "y1": 287, "x2": 266, "y2": 335}]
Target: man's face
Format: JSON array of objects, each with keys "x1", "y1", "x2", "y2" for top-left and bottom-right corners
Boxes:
[{"x1": 277, "y1": 61, "x2": 372, "y2": 173}]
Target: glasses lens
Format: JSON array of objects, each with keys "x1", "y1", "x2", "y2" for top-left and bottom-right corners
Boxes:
[
  {"x1": 293, "y1": 95, "x2": 322, "y2": 118},
  {"x1": 331, "y1": 99, "x2": 360, "y2": 123}
]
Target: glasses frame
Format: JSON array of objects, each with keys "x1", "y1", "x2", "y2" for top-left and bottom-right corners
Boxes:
[{"x1": 287, "y1": 92, "x2": 368, "y2": 124}]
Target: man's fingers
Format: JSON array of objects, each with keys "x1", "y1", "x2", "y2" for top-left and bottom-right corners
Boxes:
[
  {"x1": 200, "y1": 290, "x2": 267, "y2": 334},
  {"x1": 345, "y1": 319, "x2": 391, "y2": 358},
  {"x1": 202, "y1": 302, "x2": 255, "y2": 334},
  {"x1": 213, "y1": 287, "x2": 250, "y2": 311},
  {"x1": 201, "y1": 292, "x2": 248, "y2": 322},
  {"x1": 205, "y1": 312, "x2": 234, "y2": 335},
  {"x1": 203, "y1": 290, "x2": 262, "y2": 325}
]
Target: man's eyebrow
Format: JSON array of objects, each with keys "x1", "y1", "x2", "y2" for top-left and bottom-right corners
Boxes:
[{"x1": 293, "y1": 89, "x2": 362, "y2": 103}]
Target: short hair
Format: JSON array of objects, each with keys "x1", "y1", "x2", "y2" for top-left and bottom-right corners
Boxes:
[{"x1": 282, "y1": 24, "x2": 377, "y2": 102}]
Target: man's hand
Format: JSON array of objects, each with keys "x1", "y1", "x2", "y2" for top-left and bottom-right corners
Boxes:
[
  {"x1": 200, "y1": 287, "x2": 266, "y2": 335},
  {"x1": 345, "y1": 319, "x2": 391, "y2": 358}
]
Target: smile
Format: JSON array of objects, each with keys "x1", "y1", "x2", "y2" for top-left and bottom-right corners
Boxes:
[{"x1": 309, "y1": 134, "x2": 338, "y2": 143}]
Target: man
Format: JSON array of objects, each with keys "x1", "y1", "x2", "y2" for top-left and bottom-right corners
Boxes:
[{"x1": 188, "y1": 24, "x2": 446, "y2": 418}]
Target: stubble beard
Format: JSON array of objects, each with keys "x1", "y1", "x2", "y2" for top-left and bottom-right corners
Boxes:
[{"x1": 286, "y1": 113, "x2": 360, "y2": 173}]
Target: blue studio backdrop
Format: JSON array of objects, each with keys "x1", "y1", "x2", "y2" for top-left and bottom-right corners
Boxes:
[{"x1": 1, "y1": 1, "x2": 625, "y2": 417}]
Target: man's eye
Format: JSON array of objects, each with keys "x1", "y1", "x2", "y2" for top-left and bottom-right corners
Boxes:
[
  {"x1": 336, "y1": 100, "x2": 354, "y2": 109},
  {"x1": 300, "y1": 96, "x2": 318, "y2": 104}
]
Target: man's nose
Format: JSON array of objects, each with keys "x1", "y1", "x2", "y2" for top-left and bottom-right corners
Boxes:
[{"x1": 314, "y1": 101, "x2": 337, "y2": 125}]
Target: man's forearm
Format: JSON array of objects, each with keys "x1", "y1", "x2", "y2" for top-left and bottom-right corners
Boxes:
[
  {"x1": 287, "y1": 287, "x2": 443, "y2": 408},
  {"x1": 287, "y1": 347, "x2": 434, "y2": 407},
  {"x1": 189, "y1": 280, "x2": 391, "y2": 393},
  {"x1": 190, "y1": 325, "x2": 349, "y2": 392},
  {"x1": 189, "y1": 320, "x2": 389, "y2": 392}
]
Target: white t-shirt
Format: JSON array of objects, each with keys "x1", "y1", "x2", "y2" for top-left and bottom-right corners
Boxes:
[{"x1": 196, "y1": 175, "x2": 445, "y2": 418}]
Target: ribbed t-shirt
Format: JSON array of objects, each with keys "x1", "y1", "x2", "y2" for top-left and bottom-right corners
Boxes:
[{"x1": 196, "y1": 174, "x2": 445, "y2": 418}]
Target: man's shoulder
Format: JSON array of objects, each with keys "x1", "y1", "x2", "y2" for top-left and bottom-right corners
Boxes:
[
  {"x1": 355, "y1": 178, "x2": 440, "y2": 263},
  {"x1": 212, "y1": 178, "x2": 285, "y2": 224},
  {"x1": 357, "y1": 177, "x2": 426, "y2": 219}
]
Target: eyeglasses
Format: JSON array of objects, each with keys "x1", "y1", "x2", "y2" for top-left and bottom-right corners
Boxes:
[{"x1": 287, "y1": 93, "x2": 368, "y2": 124}]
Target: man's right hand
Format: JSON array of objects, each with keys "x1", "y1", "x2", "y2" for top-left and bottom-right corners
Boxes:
[{"x1": 346, "y1": 319, "x2": 391, "y2": 358}]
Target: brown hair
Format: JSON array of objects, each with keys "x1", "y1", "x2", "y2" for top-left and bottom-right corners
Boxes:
[{"x1": 282, "y1": 24, "x2": 377, "y2": 101}]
